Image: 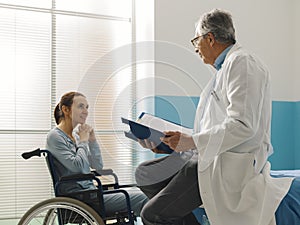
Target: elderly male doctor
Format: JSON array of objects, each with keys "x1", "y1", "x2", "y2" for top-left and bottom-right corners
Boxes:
[{"x1": 158, "y1": 9, "x2": 294, "y2": 225}]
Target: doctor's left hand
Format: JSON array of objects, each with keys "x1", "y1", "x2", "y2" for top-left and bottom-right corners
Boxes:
[
  {"x1": 137, "y1": 139, "x2": 167, "y2": 154},
  {"x1": 161, "y1": 131, "x2": 196, "y2": 152}
]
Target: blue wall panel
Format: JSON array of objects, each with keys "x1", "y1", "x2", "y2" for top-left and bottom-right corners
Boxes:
[
  {"x1": 295, "y1": 102, "x2": 300, "y2": 169},
  {"x1": 154, "y1": 95, "x2": 198, "y2": 128},
  {"x1": 155, "y1": 96, "x2": 299, "y2": 170},
  {"x1": 269, "y1": 101, "x2": 295, "y2": 169}
]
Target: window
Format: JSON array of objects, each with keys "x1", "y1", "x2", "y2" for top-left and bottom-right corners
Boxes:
[{"x1": 0, "y1": 0, "x2": 154, "y2": 220}]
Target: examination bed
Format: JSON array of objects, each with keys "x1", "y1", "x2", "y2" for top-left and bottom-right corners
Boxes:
[
  {"x1": 271, "y1": 170, "x2": 300, "y2": 225},
  {"x1": 194, "y1": 170, "x2": 300, "y2": 224}
]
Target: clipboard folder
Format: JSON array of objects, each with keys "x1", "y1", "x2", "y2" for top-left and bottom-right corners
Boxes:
[{"x1": 121, "y1": 113, "x2": 192, "y2": 154}]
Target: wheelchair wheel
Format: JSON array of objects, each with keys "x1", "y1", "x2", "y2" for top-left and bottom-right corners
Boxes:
[{"x1": 18, "y1": 197, "x2": 105, "y2": 225}]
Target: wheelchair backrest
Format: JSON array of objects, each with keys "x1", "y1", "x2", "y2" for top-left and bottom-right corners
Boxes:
[{"x1": 45, "y1": 152, "x2": 59, "y2": 189}]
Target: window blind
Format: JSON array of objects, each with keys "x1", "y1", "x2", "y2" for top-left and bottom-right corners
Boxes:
[
  {"x1": 0, "y1": 0, "x2": 147, "y2": 220},
  {"x1": 0, "y1": 6, "x2": 52, "y2": 219}
]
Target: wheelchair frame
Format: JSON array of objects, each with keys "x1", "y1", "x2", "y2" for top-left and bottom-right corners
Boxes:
[{"x1": 18, "y1": 148, "x2": 136, "y2": 225}]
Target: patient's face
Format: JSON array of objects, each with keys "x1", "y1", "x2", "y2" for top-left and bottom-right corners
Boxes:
[{"x1": 71, "y1": 96, "x2": 89, "y2": 125}]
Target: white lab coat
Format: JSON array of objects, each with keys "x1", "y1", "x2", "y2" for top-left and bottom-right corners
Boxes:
[{"x1": 192, "y1": 43, "x2": 294, "y2": 225}]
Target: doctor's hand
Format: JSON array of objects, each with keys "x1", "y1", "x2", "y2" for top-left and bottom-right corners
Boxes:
[
  {"x1": 137, "y1": 139, "x2": 167, "y2": 154},
  {"x1": 161, "y1": 131, "x2": 196, "y2": 152}
]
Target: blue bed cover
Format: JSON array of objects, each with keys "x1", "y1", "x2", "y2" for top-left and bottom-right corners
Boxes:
[
  {"x1": 271, "y1": 170, "x2": 300, "y2": 225},
  {"x1": 193, "y1": 170, "x2": 300, "y2": 225}
]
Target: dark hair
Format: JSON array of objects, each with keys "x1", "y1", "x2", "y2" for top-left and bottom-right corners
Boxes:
[{"x1": 54, "y1": 91, "x2": 85, "y2": 125}]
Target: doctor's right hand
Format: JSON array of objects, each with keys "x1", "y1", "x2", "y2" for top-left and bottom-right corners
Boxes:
[{"x1": 138, "y1": 139, "x2": 166, "y2": 154}]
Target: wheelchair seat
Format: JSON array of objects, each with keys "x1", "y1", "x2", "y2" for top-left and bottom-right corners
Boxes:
[{"x1": 21, "y1": 148, "x2": 138, "y2": 225}]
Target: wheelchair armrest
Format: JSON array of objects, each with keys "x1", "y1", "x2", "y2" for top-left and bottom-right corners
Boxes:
[
  {"x1": 92, "y1": 169, "x2": 138, "y2": 189},
  {"x1": 118, "y1": 184, "x2": 137, "y2": 188},
  {"x1": 92, "y1": 169, "x2": 120, "y2": 189},
  {"x1": 93, "y1": 169, "x2": 114, "y2": 176},
  {"x1": 54, "y1": 173, "x2": 103, "y2": 189},
  {"x1": 93, "y1": 169, "x2": 118, "y2": 182},
  {"x1": 59, "y1": 173, "x2": 96, "y2": 182}
]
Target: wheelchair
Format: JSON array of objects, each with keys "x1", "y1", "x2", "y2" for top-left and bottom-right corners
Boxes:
[{"x1": 18, "y1": 148, "x2": 137, "y2": 225}]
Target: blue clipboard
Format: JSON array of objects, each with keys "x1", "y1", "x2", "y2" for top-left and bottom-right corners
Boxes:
[{"x1": 121, "y1": 117, "x2": 173, "y2": 154}]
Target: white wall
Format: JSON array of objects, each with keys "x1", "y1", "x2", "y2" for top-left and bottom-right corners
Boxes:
[
  {"x1": 154, "y1": 0, "x2": 299, "y2": 101},
  {"x1": 135, "y1": 0, "x2": 155, "y2": 114},
  {"x1": 293, "y1": 0, "x2": 300, "y2": 100}
]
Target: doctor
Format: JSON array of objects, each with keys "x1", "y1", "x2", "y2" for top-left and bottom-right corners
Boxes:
[
  {"x1": 165, "y1": 9, "x2": 294, "y2": 225},
  {"x1": 140, "y1": 8, "x2": 294, "y2": 225}
]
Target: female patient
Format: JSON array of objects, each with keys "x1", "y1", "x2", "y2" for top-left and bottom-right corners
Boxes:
[{"x1": 46, "y1": 91, "x2": 148, "y2": 217}]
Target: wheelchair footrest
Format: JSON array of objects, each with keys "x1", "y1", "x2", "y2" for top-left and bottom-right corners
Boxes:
[{"x1": 105, "y1": 210, "x2": 136, "y2": 225}]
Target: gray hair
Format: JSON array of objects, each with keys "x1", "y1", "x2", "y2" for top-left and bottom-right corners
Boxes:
[{"x1": 196, "y1": 9, "x2": 236, "y2": 44}]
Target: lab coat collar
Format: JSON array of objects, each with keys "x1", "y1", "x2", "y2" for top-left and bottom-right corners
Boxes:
[
  {"x1": 224, "y1": 42, "x2": 242, "y2": 61},
  {"x1": 214, "y1": 45, "x2": 233, "y2": 70}
]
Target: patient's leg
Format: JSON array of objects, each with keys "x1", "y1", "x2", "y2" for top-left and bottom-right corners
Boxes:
[{"x1": 103, "y1": 187, "x2": 148, "y2": 217}]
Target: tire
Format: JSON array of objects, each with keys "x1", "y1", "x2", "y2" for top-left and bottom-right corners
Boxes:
[{"x1": 18, "y1": 197, "x2": 105, "y2": 225}]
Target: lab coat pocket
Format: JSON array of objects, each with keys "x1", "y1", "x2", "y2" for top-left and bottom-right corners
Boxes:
[
  {"x1": 221, "y1": 152, "x2": 255, "y2": 193},
  {"x1": 210, "y1": 90, "x2": 227, "y2": 123}
]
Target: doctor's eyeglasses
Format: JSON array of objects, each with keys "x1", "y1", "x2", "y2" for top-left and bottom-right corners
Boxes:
[{"x1": 191, "y1": 33, "x2": 208, "y2": 48}]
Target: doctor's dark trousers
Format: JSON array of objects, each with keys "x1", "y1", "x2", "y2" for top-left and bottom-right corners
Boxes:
[{"x1": 138, "y1": 156, "x2": 202, "y2": 225}]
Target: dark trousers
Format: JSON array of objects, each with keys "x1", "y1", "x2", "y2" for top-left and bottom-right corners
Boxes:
[{"x1": 138, "y1": 156, "x2": 202, "y2": 225}]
